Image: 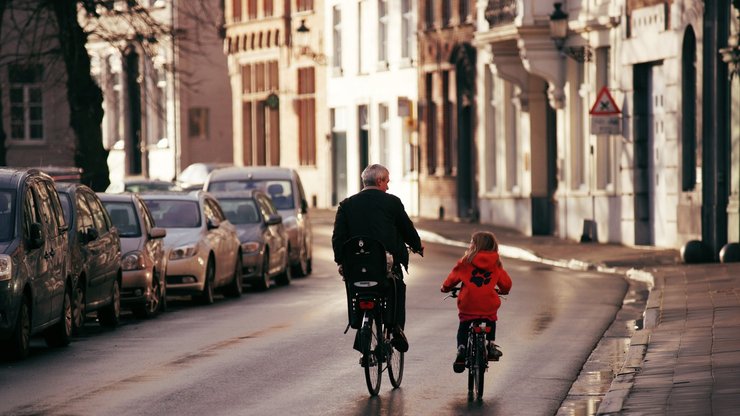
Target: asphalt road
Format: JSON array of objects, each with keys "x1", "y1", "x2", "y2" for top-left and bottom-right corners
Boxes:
[{"x1": 0, "y1": 223, "x2": 627, "y2": 416}]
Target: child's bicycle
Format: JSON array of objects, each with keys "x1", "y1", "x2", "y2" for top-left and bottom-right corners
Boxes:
[{"x1": 444, "y1": 287, "x2": 503, "y2": 401}]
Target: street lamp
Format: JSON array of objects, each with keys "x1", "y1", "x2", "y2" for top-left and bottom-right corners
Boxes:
[
  {"x1": 294, "y1": 19, "x2": 326, "y2": 65},
  {"x1": 549, "y1": 2, "x2": 592, "y2": 62}
]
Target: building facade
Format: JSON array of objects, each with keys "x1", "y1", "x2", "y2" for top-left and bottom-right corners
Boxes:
[
  {"x1": 84, "y1": 0, "x2": 233, "y2": 184},
  {"x1": 224, "y1": 0, "x2": 329, "y2": 208},
  {"x1": 325, "y1": 0, "x2": 420, "y2": 213},
  {"x1": 474, "y1": 0, "x2": 738, "y2": 257},
  {"x1": 417, "y1": 0, "x2": 478, "y2": 220}
]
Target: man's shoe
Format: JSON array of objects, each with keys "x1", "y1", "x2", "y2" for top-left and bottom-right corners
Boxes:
[
  {"x1": 391, "y1": 329, "x2": 409, "y2": 353},
  {"x1": 453, "y1": 346, "x2": 466, "y2": 373},
  {"x1": 487, "y1": 343, "x2": 502, "y2": 361}
]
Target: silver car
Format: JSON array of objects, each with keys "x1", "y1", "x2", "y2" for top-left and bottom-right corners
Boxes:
[
  {"x1": 204, "y1": 167, "x2": 313, "y2": 277},
  {"x1": 99, "y1": 193, "x2": 168, "y2": 318},
  {"x1": 140, "y1": 191, "x2": 243, "y2": 304}
]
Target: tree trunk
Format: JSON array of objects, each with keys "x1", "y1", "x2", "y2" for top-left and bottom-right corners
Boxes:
[{"x1": 49, "y1": 0, "x2": 109, "y2": 190}]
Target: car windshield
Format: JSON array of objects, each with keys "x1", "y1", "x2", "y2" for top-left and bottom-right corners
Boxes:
[
  {"x1": 103, "y1": 202, "x2": 142, "y2": 237},
  {"x1": 0, "y1": 189, "x2": 15, "y2": 242},
  {"x1": 143, "y1": 199, "x2": 201, "y2": 228},
  {"x1": 208, "y1": 180, "x2": 294, "y2": 210},
  {"x1": 218, "y1": 199, "x2": 260, "y2": 224}
]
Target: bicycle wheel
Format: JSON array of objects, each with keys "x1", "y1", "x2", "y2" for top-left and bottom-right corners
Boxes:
[
  {"x1": 388, "y1": 329, "x2": 404, "y2": 388},
  {"x1": 362, "y1": 315, "x2": 382, "y2": 396},
  {"x1": 474, "y1": 336, "x2": 486, "y2": 400},
  {"x1": 467, "y1": 336, "x2": 476, "y2": 401}
]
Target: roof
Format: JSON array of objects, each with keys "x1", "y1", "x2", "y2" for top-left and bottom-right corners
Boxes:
[
  {"x1": 97, "y1": 192, "x2": 138, "y2": 203},
  {"x1": 207, "y1": 166, "x2": 295, "y2": 182},
  {"x1": 139, "y1": 190, "x2": 205, "y2": 201},
  {"x1": 0, "y1": 168, "x2": 52, "y2": 188},
  {"x1": 210, "y1": 190, "x2": 261, "y2": 199}
]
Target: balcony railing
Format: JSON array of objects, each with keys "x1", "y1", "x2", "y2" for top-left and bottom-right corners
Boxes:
[{"x1": 485, "y1": 0, "x2": 518, "y2": 28}]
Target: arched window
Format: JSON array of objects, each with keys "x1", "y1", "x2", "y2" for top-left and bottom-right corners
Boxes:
[{"x1": 682, "y1": 26, "x2": 697, "y2": 191}]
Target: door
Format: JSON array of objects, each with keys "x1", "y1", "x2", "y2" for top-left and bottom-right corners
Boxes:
[
  {"x1": 84, "y1": 191, "x2": 119, "y2": 306},
  {"x1": 22, "y1": 185, "x2": 52, "y2": 327},
  {"x1": 332, "y1": 131, "x2": 347, "y2": 205},
  {"x1": 358, "y1": 105, "x2": 369, "y2": 189},
  {"x1": 648, "y1": 64, "x2": 668, "y2": 246}
]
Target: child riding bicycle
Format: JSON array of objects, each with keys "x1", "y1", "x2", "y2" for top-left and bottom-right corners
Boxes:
[{"x1": 440, "y1": 231, "x2": 512, "y2": 373}]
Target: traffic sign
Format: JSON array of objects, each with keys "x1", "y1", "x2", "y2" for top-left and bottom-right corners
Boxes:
[{"x1": 589, "y1": 86, "x2": 621, "y2": 115}]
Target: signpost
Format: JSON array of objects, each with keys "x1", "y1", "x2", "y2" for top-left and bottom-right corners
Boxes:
[{"x1": 589, "y1": 86, "x2": 621, "y2": 135}]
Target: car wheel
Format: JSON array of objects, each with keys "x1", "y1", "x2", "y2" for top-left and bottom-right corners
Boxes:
[
  {"x1": 44, "y1": 287, "x2": 72, "y2": 347},
  {"x1": 3, "y1": 296, "x2": 31, "y2": 360},
  {"x1": 292, "y1": 242, "x2": 310, "y2": 277},
  {"x1": 224, "y1": 252, "x2": 243, "y2": 298},
  {"x1": 134, "y1": 272, "x2": 161, "y2": 319},
  {"x1": 275, "y1": 252, "x2": 292, "y2": 286},
  {"x1": 98, "y1": 279, "x2": 121, "y2": 328},
  {"x1": 197, "y1": 259, "x2": 215, "y2": 305},
  {"x1": 254, "y1": 251, "x2": 271, "y2": 291},
  {"x1": 72, "y1": 282, "x2": 85, "y2": 334}
]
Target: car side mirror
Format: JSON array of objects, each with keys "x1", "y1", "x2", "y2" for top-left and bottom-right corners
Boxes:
[
  {"x1": 266, "y1": 214, "x2": 283, "y2": 226},
  {"x1": 149, "y1": 227, "x2": 167, "y2": 239},
  {"x1": 301, "y1": 199, "x2": 308, "y2": 214},
  {"x1": 207, "y1": 218, "x2": 220, "y2": 230},
  {"x1": 28, "y1": 222, "x2": 45, "y2": 249}
]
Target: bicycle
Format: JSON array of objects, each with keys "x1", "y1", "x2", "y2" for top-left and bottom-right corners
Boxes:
[
  {"x1": 444, "y1": 287, "x2": 495, "y2": 401},
  {"x1": 341, "y1": 236, "x2": 406, "y2": 396}
]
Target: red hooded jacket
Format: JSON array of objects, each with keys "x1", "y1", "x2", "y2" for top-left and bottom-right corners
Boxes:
[{"x1": 441, "y1": 250, "x2": 512, "y2": 321}]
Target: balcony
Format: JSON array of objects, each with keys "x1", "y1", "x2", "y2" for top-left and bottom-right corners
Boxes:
[{"x1": 485, "y1": 0, "x2": 517, "y2": 28}]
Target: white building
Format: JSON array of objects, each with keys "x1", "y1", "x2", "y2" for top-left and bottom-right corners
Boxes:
[{"x1": 325, "y1": 0, "x2": 420, "y2": 213}]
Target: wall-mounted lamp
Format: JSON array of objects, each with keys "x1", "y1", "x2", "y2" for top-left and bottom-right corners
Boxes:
[
  {"x1": 295, "y1": 19, "x2": 326, "y2": 65},
  {"x1": 549, "y1": 3, "x2": 592, "y2": 63}
]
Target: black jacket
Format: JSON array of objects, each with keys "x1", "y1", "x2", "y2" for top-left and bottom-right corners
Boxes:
[{"x1": 332, "y1": 189, "x2": 422, "y2": 271}]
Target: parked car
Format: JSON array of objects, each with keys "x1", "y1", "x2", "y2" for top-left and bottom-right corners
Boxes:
[
  {"x1": 212, "y1": 190, "x2": 291, "y2": 290},
  {"x1": 204, "y1": 167, "x2": 313, "y2": 277},
  {"x1": 99, "y1": 193, "x2": 168, "y2": 318},
  {"x1": 0, "y1": 168, "x2": 73, "y2": 359},
  {"x1": 176, "y1": 163, "x2": 231, "y2": 191},
  {"x1": 140, "y1": 191, "x2": 243, "y2": 304},
  {"x1": 56, "y1": 183, "x2": 122, "y2": 331},
  {"x1": 106, "y1": 177, "x2": 179, "y2": 194}
]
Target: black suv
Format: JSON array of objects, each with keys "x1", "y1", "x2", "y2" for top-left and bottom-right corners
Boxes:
[{"x1": 0, "y1": 168, "x2": 73, "y2": 360}]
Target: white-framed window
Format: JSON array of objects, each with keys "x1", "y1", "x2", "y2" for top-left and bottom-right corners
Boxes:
[
  {"x1": 332, "y1": 4, "x2": 342, "y2": 72},
  {"x1": 569, "y1": 59, "x2": 586, "y2": 190},
  {"x1": 378, "y1": 103, "x2": 390, "y2": 166},
  {"x1": 504, "y1": 82, "x2": 519, "y2": 192},
  {"x1": 401, "y1": 0, "x2": 414, "y2": 61},
  {"x1": 377, "y1": 0, "x2": 388, "y2": 67},
  {"x1": 9, "y1": 64, "x2": 44, "y2": 143}
]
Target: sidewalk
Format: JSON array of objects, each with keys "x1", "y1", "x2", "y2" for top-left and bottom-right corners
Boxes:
[{"x1": 314, "y1": 209, "x2": 740, "y2": 414}]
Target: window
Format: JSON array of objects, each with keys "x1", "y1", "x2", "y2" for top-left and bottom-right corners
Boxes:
[
  {"x1": 297, "y1": 67, "x2": 316, "y2": 165},
  {"x1": 264, "y1": 0, "x2": 273, "y2": 17},
  {"x1": 84, "y1": 192, "x2": 110, "y2": 232},
  {"x1": 332, "y1": 5, "x2": 342, "y2": 71},
  {"x1": 442, "y1": 70, "x2": 455, "y2": 175},
  {"x1": 682, "y1": 28, "x2": 697, "y2": 192},
  {"x1": 297, "y1": 0, "x2": 313, "y2": 12},
  {"x1": 242, "y1": 61, "x2": 280, "y2": 165},
  {"x1": 188, "y1": 108, "x2": 209, "y2": 139},
  {"x1": 9, "y1": 64, "x2": 44, "y2": 142},
  {"x1": 424, "y1": 0, "x2": 434, "y2": 29},
  {"x1": 232, "y1": 0, "x2": 242, "y2": 22},
  {"x1": 425, "y1": 73, "x2": 437, "y2": 174},
  {"x1": 247, "y1": 0, "x2": 257, "y2": 19},
  {"x1": 378, "y1": 0, "x2": 388, "y2": 65},
  {"x1": 378, "y1": 103, "x2": 389, "y2": 166},
  {"x1": 75, "y1": 193, "x2": 95, "y2": 235},
  {"x1": 155, "y1": 67, "x2": 167, "y2": 144},
  {"x1": 401, "y1": 0, "x2": 414, "y2": 60},
  {"x1": 459, "y1": 0, "x2": 470, "y2": 23},
  {"x1": 442, "y1": 0, "x2": 451, "y2": 27}
]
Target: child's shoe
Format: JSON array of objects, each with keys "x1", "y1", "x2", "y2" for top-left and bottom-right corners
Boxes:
[
  {"x1": 487, "y1": 342, "x2": 503, "y2": 361},
  {"x1": 453, "y1": 345, "x2": 466, "y2": 373}
]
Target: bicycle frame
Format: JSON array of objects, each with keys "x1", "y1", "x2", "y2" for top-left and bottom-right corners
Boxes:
[{"x1": 466, "y1": 320, "x2": 490, "y2": 401}]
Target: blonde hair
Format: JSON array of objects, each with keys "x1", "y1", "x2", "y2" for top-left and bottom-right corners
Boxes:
[{"x1": 464, "y1": 231, "x2": 499, "y2": 263}]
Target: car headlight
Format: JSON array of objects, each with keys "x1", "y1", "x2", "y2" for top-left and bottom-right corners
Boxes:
[
  {"x1": 241, "y1": 242, "x2": 260, "y2": 253},
  {"x1": 122, "y1": 251, "x2": 146, "y2": 271},
  {"x1": 169, "y1": 245, "x2": 198, "y2": 260},
  {"x1": 0, "y1": 254, "x2": 11, "y2": 281}
]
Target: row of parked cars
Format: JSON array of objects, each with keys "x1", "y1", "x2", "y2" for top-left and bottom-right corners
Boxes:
[{"x1": 0, "y1": 166, "x2": 313, "y2": 360}]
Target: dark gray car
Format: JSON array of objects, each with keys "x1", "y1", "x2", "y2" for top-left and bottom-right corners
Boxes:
[{"x1": 0, "y1": 168, "x2": 73, "y2": 360}]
